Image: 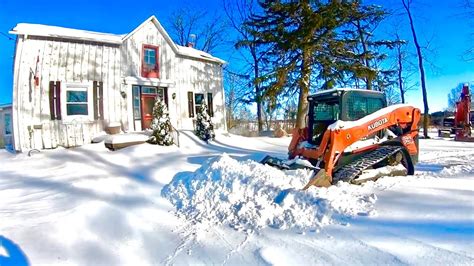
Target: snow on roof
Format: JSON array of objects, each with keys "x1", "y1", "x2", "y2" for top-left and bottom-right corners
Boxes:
[
  {"x1": 9, "y1": 18, "x2": 225, "y2": 64},
  {"x1": 177, "y1": 45, "x2": 226, "y2": 64},
  {"x1": 328, "y1": 103, "x2": 414, "y2": 131},
  {"x1": 0, "y1": 103, "x2": 12, "y2": 109},
  {"x1": 311, "y1": 88, "x2": 384, "y2": 97},
  {"x1": 10, "y1": 23, "x2": 124, "y2": 44}
]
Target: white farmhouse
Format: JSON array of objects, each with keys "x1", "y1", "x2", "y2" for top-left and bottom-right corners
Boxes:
[{"x1": 9, "y1": 16, "x2": 226, "y2": 152}]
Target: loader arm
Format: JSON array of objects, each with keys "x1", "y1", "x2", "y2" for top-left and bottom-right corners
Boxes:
[{"x1": 293, "y1": 104, "x2": 421, "y2": 186}]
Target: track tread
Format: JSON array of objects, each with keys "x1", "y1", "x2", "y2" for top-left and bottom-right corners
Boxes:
[{"x1": 333, "y1": 146, "x2": 403, "y2": 184}]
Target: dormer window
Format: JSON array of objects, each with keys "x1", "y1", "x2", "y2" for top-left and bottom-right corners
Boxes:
[{"x1": 142, "y1": 45, "x2": 159, "y2": 78}]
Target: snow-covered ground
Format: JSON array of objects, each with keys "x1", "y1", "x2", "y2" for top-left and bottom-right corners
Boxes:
[{"x1": 0, "y1": 131, "x2": 473, "y2": 265}]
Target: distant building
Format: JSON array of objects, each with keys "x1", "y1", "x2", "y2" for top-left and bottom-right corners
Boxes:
[
  {"x1": 9, "y1": 16, "x2": 226, "y2": 152},
  {"x1": 0, "y1": 104, "x2": 13, "y2": 149}
]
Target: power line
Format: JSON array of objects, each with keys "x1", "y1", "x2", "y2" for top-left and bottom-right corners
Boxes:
[{"x1": 0, "y1": 32, "x2": 13, "y2": 41}]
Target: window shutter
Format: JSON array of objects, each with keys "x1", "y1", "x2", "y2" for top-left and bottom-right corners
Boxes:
[
  {"x1": 49, "y1": 81, "x2": 56, "y2": 120},
  {"x1": 155, "y1": 47, "x2": 160, "y2": 76},
  {"x1": 188, "y1": 91, "x2": 194, "y2": 118},
  {"x1": 163, "y1": 87, "x2": 168, "y2": 106},
  {"x1": 93, "y1": 81, "x2": 104, "y2": 120},
  {"x1": 55, "y1": 81, "x2": 62, "y2": 120},
  {"x1": 141, "y1": 46, "x2": 146, "y2": 77},
  {"x1": 99, "y1": 81, "x2": 104, "y2": 120},
  {"x1": 207, "y1": 93, "x2": 214, "y2": 117},
  {"x1": 93, "y1": 81, "x2": 99, "y2": 120}
]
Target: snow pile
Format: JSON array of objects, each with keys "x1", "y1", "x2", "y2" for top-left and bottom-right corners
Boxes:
[{"x1": 162, "y1": 154, "x2": 378, "y2": 231}]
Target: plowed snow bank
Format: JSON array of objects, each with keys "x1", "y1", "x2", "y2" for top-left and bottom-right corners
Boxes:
[{"x1": 162, "y1": 154, "x2": 378, "y2": 231}]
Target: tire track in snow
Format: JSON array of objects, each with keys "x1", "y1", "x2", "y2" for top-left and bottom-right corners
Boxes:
[
  {"x1": 162, "y1": 221, "x2": 198, "y2": 266},
  {"x1": 213, "y1": 228, "x2": 251, "y2": 265}
]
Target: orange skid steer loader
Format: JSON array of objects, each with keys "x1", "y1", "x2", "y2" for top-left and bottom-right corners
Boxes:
[{"x1": 261, "y1": 89, "x2": 421, "y2": 189}]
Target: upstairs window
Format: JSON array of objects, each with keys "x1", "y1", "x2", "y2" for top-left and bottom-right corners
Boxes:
[{"x1": 142, "y1": 45, "x2": 159, "y2": 78}]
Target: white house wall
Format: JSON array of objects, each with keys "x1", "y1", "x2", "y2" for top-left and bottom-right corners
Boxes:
[
  {"x1": 12, "y1": 18, "x2": 226, "y2": 152},
  {"x1": 121, "y1": 20, "x2": 177, "y2": 131},
  {"x1": 13, "y1": 36, "x2": 124, "y2": 151},
  {"x1": 121, "y1": 20, "x2": 174, "y2": 80},
  {"x1": 175, "y1": 57, "x2": 225, "y2": 130},
  {"x1": 120, "y1": 20, "x2": 226, "y2": 131}
]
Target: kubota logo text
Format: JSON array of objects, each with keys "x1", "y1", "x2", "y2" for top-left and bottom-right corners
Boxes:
[{"x1": 368, "y1": 117, "x2": 388, "y2": 131}]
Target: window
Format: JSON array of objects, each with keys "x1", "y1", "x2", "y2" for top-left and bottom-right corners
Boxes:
[
  {"x1": 62, "y1": 83, "x2": 94, "y2": 121},
  {"x1": 314, "y1": 102, "x2": 339, "y2": 121},
  {"x1": 346, "y1": 95, "x2": 384, "y2": 121},
  {"x1": 142, "y1": 86, "x2": 157, "y2": 94},
  {"x1": 195, "y1": 93, "x2": 205, "y2": 112},
  {"x1": 132, "y1": 85, "x2": 141, "y2": 120},
  {"x1": 4, "y1": 113, "x2": 11, "y2": 135},
  {"x1": 142, "y1": 45, "x2": 159, "y2": 78},
  {"x1": 66, "y1": 90, "x2": 88, "y2": 115}
]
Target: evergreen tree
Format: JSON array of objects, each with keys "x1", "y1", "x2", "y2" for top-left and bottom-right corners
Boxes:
[
  {"x1": 148, "y1": 97, "x2": 174, "y2": 146},
  {"x1": 242, "y1": 0, "x2": 402, "y2": 129},
  {"x1": 244, "y1": 0, "x2": 346, "y2": 128},
  {"x1": 195, "y1": 102, "x2": 215, "y2": 142}
]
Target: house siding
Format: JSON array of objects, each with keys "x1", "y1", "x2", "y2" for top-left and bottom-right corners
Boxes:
[
  {"x1": 13, "y1": 36, "x2": 123, "y2": 151},
  {"x1": 11, "y1": 17, "x2": 226, "y2": 152}
]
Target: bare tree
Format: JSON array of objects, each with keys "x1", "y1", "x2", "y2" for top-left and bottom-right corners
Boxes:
[
  {"x1": 462, "y1": 0, "x2": 474, "y2": 61},
  {"x1": 168, "y1": 6, "x2": 227, "y2": 53},
  {"x1": 402, "y1": 0, "x2": 429, "y2": 138},
  {"x1": 393, "y1": 33, "x2": 408, "y2": 103},
  {"x1": 224, "y1": 69, "x2": 249, "y2": 129},
  {"x1": 390, "y1": 29, "x2": 418, "y2": 104},
  {"x1": 223, "y1": 0, "x2": 267, "y2": 132}
]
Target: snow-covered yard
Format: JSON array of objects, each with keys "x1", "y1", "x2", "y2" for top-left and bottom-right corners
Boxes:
[{"x1": 0, "y1": 131, "x2": 473, "y2": 265}]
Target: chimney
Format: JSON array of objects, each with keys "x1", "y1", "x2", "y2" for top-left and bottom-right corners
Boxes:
[{"x1": 187, "y1": 34, "x2": 196, "y2": 48}]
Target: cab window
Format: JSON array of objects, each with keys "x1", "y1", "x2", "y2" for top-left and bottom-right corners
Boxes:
[{"x1": 346, "y1": 94, "x2": 384, "y2": 121}]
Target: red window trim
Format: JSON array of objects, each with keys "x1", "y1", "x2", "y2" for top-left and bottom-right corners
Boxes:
[{"x1": 141, "y1": 44, "x2": 159, "y2": 78}]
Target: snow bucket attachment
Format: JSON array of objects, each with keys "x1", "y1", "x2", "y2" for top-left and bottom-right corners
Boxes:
[
  {"x1": 260, "y1": 155, "x2": 331, "y2": 189},
  {"x1": 260, "y1": 155, "x2": 292, "y2": 170},
  {"x1": 302, "y1": 169, "x2": 332, "y2": 189},
  {"x1": 260, "y1": 155, "x2": 315, "y2": 171}
]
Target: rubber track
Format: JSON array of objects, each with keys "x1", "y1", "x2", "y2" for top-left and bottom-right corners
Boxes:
[{"x1": 333, "y1": 146, "x2": 403, "y2": 184}]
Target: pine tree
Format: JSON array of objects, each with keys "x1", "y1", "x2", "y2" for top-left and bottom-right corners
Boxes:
[
  {"x1": 148, "y1": 97, "x2": 174, "y2": 146},
  {"x1": 195, "y1": 102, "x2": 215, "y2": 142}
]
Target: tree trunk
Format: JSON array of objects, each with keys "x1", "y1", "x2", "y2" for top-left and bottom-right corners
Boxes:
[
  {"x1": 227, "y1": 88, "x2": 234, "y2": 129},
  {"x1": 251, "y1": 45, "x2": 264, "y2": 132},
  {"x1": 296, "y1": 50, "x2": 311, "y2": 129},
  {"x1": 356, "y1": 19, "x2": 372, "y2": 90},
  {"x1": 397, "y1": 45, "x2": 405, "y2": 103},
  {"x1": 403, "y1": 0, "x2": 429, "y2": 138}
]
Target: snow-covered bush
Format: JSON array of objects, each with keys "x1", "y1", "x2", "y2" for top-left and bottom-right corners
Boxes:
[
  {"x1": 194, "y1": 102, "x2": 215, "y2": 142},
  {"x1": 148, "y1": 97, "x2": 174, "y2": 146}
]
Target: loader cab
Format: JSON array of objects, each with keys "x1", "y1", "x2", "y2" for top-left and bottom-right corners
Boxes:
[{"x1": 307, "y1": 89, "x2": 387, "y2": 145}]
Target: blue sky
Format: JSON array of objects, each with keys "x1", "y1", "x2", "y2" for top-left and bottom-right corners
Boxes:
[{"x1": 0, "y1": 0, "x2": 472, "y2": 112}]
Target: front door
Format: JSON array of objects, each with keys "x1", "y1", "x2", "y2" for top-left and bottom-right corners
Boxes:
[
  {"x1": 132, "y1": 85, "x2": 166, "y2": 131},
  {"x1": 141, "y1": 95, "x2": 156, "y2": 129}
]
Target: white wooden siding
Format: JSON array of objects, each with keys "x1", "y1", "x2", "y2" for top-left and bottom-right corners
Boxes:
[
  {"x1": 13, "y1": 36, "x2": 123, "y2": 151},
  {"x1": 12, "y1": 19, "x2": 226, "y2": 152}
]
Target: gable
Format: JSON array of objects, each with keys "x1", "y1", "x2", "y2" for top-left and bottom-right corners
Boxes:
[{"x1": 123, "y1": 16, "x2": 225, "y2": 65}]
